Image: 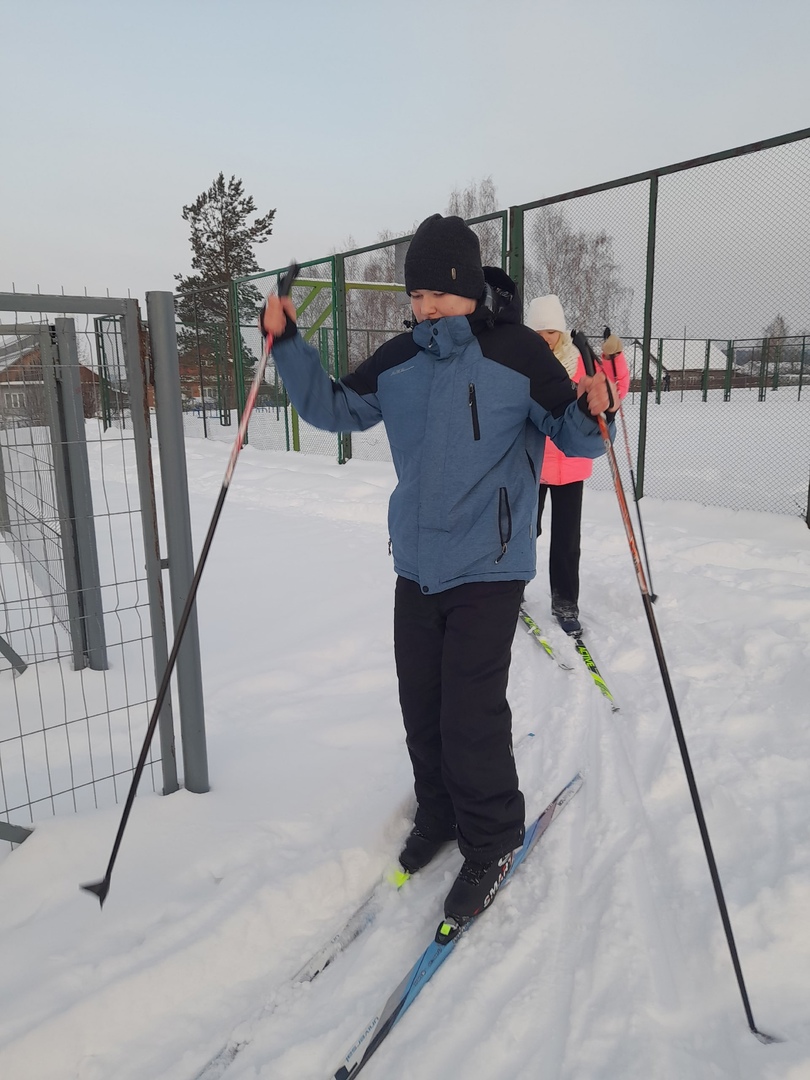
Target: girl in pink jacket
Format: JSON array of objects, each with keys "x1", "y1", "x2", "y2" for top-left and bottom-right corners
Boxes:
[{"x1": 525, "y1": 296, "x2": 628, "y2": 634}]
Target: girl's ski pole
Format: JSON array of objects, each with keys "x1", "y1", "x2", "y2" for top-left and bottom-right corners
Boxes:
[{"x1": 602, "y1": 326, "x2": 656, "y2": 600}]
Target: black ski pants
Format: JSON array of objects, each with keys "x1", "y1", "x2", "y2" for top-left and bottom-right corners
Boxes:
[
  {"x1": 537, "y1": 480, "x2": 584, "y2": 612},
  {"x1": 393, "y1": 576, "x2": 526, "y2": 863}
]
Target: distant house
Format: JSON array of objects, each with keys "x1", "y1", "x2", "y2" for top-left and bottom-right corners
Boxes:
[
  {"x1": 726, "y1": 337, "x2": 807, "y2": 386},
  {"x1": 625, "y1": 338, "x2": 736, "y2": 392},
  {"x1": 176, "y1": 340, "x2": 239, "y2": 411},
  {"x1": 0, "y1": 336, "x2": 39, "y2": 419},
  {"x1": 0, "y1": 337, "x2": 114, "y2": 425}
]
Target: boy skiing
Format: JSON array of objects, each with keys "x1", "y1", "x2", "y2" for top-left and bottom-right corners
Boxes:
[{"x1": 262, "y1": 214, "x2": 615, "y2": 923}]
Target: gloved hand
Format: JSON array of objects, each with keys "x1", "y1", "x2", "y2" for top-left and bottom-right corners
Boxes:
[{"x1": 603, "y1": 333, "x2": 623, "y2": 358}]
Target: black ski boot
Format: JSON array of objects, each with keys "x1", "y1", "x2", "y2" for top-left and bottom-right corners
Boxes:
[
  {"x1": 552, "y1": 598, "x2": 581, "y2": 636},
  {"x1": 443, "y1": 850, "x2": 514, "y2": 922},
  {"x1": 399, "y1": 825, "x2": 454, "y2": 874}
]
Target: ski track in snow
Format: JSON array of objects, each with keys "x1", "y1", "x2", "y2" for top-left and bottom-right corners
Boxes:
[{"x1": 1, "y1": 441, "x2": 809, "y2": 1079}]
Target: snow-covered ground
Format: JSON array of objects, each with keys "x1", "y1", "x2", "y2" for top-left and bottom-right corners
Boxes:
[
  {"x1": 1, "y1": 435, "x2": 809, "y2": 1079},
  {"x1": 183, "y1": 386, "x2": 810, "y2": 516}
]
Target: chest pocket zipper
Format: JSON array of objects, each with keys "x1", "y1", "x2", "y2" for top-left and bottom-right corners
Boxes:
[{"x1": 468, "y1": 383, "x2": 481, "y2": 441}]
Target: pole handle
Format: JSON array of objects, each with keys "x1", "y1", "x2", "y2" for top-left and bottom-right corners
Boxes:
[
  {"x1": 260, "y1": 261, "x2": 300, "y2": 357},
  {"x1": 572, "y1": 329, "x2": 598, "y2": 377},
  {"x1": 277, "y1": 260, "x2": 301, "y2": 298}
]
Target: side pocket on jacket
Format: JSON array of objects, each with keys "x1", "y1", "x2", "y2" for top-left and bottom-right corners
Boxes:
[{"x1": 495, "y1": 487, "x2": 512, "y2": 563}]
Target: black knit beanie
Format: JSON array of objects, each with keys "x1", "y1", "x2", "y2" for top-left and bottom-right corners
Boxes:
[{"x1": 404, "y1": 214, "x2": 485, "y2": 299}]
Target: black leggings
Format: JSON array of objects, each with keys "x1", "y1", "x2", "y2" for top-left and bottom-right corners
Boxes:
[{"x1": 537, "y1": 480, "x2": 583, "y2": 610}]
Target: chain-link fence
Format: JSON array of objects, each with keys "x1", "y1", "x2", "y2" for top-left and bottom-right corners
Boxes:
[
  {"x1": 176, "y1": 264, "x2": 348, "y2": 460},
  {"x1": 227, "y1": 214, "x2": 509, "y2": 466},
  {"x1": 184, "y1": 129, "x2": 809, "y2": 520},
  {"x1": 515, "y1": 130, "x2": 810, "y2": 518}
]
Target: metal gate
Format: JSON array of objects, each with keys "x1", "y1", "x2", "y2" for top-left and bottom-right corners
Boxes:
[{"x1": 0, "y1": 292, "x2": 206, "y2": 850}]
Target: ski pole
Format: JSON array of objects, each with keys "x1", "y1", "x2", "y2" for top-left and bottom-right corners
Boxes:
[
  {"x1": 81, "y1": 262, "x2": 300, "y2": 907},
  {"x1": 602, "y1": 326, "x2": 657, "y2": 600},
  {"x1": 573, "y1": 329, "x2": 777, "y2": 1044}
]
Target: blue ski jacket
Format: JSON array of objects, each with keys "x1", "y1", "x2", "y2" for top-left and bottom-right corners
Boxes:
[{"x1": 271, "y1": 275, "x2": 612, "y2": 594}]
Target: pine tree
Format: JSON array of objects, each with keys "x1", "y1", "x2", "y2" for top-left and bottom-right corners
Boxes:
[{"x1": 175, "y1": 174, "x2": 275, "y2": 409}]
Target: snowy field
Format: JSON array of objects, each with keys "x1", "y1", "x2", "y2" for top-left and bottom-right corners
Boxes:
[
  {"x1": 184, "y1": 386, "x2": 810, "y2": 516},
  {"x1": 0, "y1": 433, "x2": 809, "y2": 1079}
]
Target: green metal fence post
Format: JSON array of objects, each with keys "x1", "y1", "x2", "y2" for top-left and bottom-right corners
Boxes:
[
  {"x1": 290, "y1": 393, "x2": 301, "y2": 452},
  {"x1": 229, "y1": 279, "x2": 247, "y2": 435},
  {"x1": 702, "y1": 339, "x2": 711, "y2": 402},
  {"x1": 508, "y1": 206, "x2": 525, "y2": 303},
  {"x1": 636, "y1": 175, "x2": 658, "y2": 501},
  {"x1": 214, "y1": 330, "x2": 229, "y2": 426},
  {"x1": 724, "y1": 340, "x2": 734, "y2": 401},
  {"x1": 758, "y1": 337, "x2": 768, "y2": 402},
  {"x1": 656, "y1": 339, "x2": 663, "y2": 403},
  {"x1": 799, "y1": 336, "x2": 806, "y2": 401},
  {"x1": 334, "y1": 253, "x2": 351, "y2": 463},
  {"x1": 772, "y1": 338, "x2": 781, "y2": 391}
]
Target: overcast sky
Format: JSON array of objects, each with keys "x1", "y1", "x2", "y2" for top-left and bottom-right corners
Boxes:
[{"x1": 2, "y1": 0, "x2": 809, "y2": 307}]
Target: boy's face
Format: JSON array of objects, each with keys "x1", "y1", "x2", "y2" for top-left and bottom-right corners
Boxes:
[{"x1": 410, "y1": 290, "x2": 477, "y2": 323}]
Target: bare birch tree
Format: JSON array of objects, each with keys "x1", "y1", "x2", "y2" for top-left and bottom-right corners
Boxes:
[{"x1": 524, "y1": 204, "x2": 632, "y2": 334}]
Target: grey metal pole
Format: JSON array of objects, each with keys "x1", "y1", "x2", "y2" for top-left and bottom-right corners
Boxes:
[
  {"x1": 120, "y1": 300, "x2": 179, "y2": 796},
  {"x1": 146, "y1": 291, "x2": 208, "y2": 795},
  {"x1": 333, "y1": 255, "x2": 352, "y2": 464},
  {"x1": 54, "y1": 319, "x2": 108, "y2": 671},
  {"x1": 0, "y1": 427, "x2": 9, "y2": 532},
  {"x1": 40, "y1": 327, "x2": 86, "y2": 671},
  {"x1": 0, "y1": 633, "x2": 27, "y2": 675}
]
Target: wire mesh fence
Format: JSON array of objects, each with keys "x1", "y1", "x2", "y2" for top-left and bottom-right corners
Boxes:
[
  {"x1": 616, "y1": 135, "x2": 810, "y2": 515},
  {"x1": 0, "y1": 296, "x2": 178, "y2": 852},
  {"x1": 521, "y1": 185, "x2": 649, "y2": 339},
  {"x1": 180, "y1": 128, "x2": 809, "y2": 521},
  {"x1": 176, "y1": 263, "x2": 347, "y2": 460},
  {"x1": 0, "y1": 342, "x2": 73, "y2": 652}
]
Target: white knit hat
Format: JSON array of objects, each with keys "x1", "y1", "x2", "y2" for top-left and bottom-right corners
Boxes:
[{"x1": 526, "y1": 294, "x2": 567, "y2": 333}]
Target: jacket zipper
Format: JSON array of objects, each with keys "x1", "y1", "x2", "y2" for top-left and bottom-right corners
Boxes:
[
  {"x1": 495, "y1": 487, "x2": 512, "y2": 563},
  {"x1": 468, "y1": 383, "x2": 480, "y2": 441}
]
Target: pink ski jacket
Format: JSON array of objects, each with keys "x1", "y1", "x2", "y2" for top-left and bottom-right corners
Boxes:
[{"x1": 540, "y1": 349, "x2": 630, "y2": 486}]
